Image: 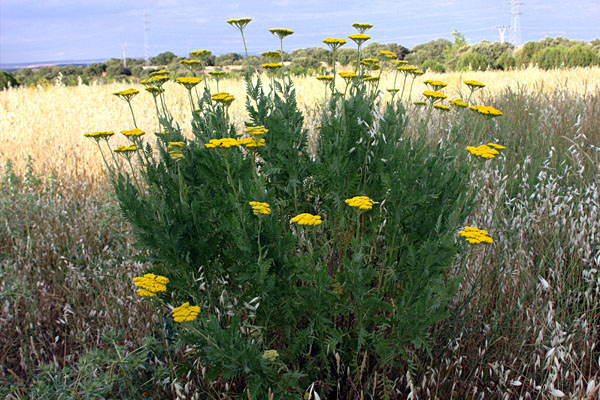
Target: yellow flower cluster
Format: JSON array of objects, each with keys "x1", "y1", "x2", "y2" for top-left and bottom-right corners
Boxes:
[
  {"x1": 348, "y1": 33, "x2": 371, "y2": 45},
  {"x1": 352, "y1": 22, "x2": 373, "y2": 33},
  {"x1": 262, "y1": 349, "x2": 279, "y2": 362},
  {"x1": 209, "y1": 71, "x2": 226, "y2": 78},
  {"x1": 171, "y1": 302, "x2": 200, "y2": 322},
  {"x1": 424, "y1": 80, "x2": 447, "y2": 90},
  {"x1": 150, "y1": 69, "x2": 169, "y2": 76},
  {"x1": 363, "y1": 76, "x2": 379, "y2": 83},
  {"x1": 323, "y1": 38, "x2": 347, "y2": 49},
  {"x1": 434, "y1": 104, "x2": 451, "y2": 112},
  {"x1": 211, "y1": 92, "x2": 235, "y2": 106},
  {"x1": 316, "y1": 75, "x2": 334, "y2": 82},
  {"x1": 469, "y1": 105, "x2": 503, "y2": 117},
  {"x1": 387, "y1": 88, "x2": 399, "y2": 94},
  {"x1": 361, "y1": 58, "x2": 380, "y2": 70},
  {"x1": 145, "y1": 86, "x2": 164, "y2": 97},
  {"x1": 238, "y1": 137, "x2": 265, "y2": 147},
  {"x1": 205, "y1": 138, "x2": 240, "y2": 148},
  {"x1": 142, "y1": 75, "x2": 169, "y2": 88},
  {"x1": 379, "y1": 50, "x2": 396, "y2": 59},
  {"x1": 262, "y1": 63, "x2": 283, "y2": 71},
  {"x1": 190, "y1": 49, "x2": 212, "y2": 59},
  {"x1": 244, "y1": 125, "x2": 268, "y2": 138},
  {"x1": 449, "y1": 98, "x2": 468, "y2": 108},
  {"x1": 345, "y1": 196, "x2": 374, "y2": 211},
  {"x1": 168, "y1": 142, "x2": 185, "y2": 161},
  {"x1": 113, "y1": 145, "x2": 137, "y2": 155},
  {"x1": 261, "y1": 51, "x2": 281, "y2": 59},
  {"x1": 488, "y1": 143, "x2": 506, "y2": 150},
  {"x1": 339, "y1": 71, "x2": 359, "y2": 81},
  {"x1": 84, "y1": 131, "x2": 114, "y2": 140},
  {"x1": 391, "y1": 60, "x2": 408, "y2": 65},
  {"x1": 176, "y1": 77, "x2": 203, "y2": 90},
  {"x1": 291, "y1": 213, "x2": 322, "y2": 226},
  {"x1": 465, "y1": 144, "x2": 500, "y2": 159},
  {"x1": 179, "y1": 59, "x2": 202, "y2": 66},
  {"x1": 397, "y1": 65, "x2": 417, "y2": 72},
  {"x1": 121, "y1": 128, "x2": 145, "y2": 138},
  {"x1": 458, "y1": 226, "x2": 493, "y2": 244},
  {"x1": 113, "y1": 88, "x2": 139, "y2": 101},
  {"x1": 269, "y1": 28, "x2": 294, "y2": 39},
  {"x1": 423, "y1": 90, "x2": 447, "y2": 101},
  {"x1": 411, "y1": 69, "x2": 424, "y2": 76},
  {"x1": 413, "y1": 100, "x2": 426, "y2": 106},
  {"x1": 464, "y1": 80, "x2": 485, "y2": 89},
  {"x1": 249, "y1": 201, "x2": 271, "y2": 215},
  {"x1": 133, "y1": 273, "x2": 169, "y2": 297}
]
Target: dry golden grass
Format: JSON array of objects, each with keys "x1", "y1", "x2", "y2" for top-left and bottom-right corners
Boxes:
[{"x1": 0, "y1": 67, "x2": 598, "y2": 185}]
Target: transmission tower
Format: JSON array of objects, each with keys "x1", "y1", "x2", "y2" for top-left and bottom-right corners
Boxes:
[
  {"x1": 144, "y1": 10, "x2": 151, "y2": 65},
  {"x1": 509, "y1": 0, "x2": 523, "y2": 46},
  {"x1": 121, "y1": 42, "x2": 128, "y2": 68},
  {"x1": 494, "y1": 25, "x2": 509, "y2": 44}
]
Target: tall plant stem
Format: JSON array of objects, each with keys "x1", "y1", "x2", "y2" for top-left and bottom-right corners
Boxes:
[{"x1": 126, "y1": 100, "x2": 138, "y2": 129}]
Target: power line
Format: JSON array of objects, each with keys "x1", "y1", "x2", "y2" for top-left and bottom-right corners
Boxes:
[
  {"x1": 144, "y1": 9, "x2": 150, "y2": 65},
  {"x1": 494, "y1": 25, "x2": 509, "y2": 43},
  {"x1": 509, "y1": 0, "x2": 523, "y2": 46}
]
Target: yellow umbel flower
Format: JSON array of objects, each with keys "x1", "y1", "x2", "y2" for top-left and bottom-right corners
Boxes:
[
  {"x1": 244, "y1": 125, "x2": 269, "y2": 138},
  {"x1": 410, "y1": 69, "x2": 424, "y2": 76},
  {"x1": 345, "y1": 195, "x2": 374, "y2": 211},
  {"x1": 145, "y1": 86, "x2": 164, "y2": 97},
  {"x1": 413, "y1": 100, "x2": 426, "y2": 106},
  {"x1": 167, "y1": 142, "x2": 185, "y2": 151},
  {"x1": 211, "y1": 92, "x2": 235, "y2": 106},
  {"x1": 397, "y1": 65, "x2": 417, "y2": 73},
  {"x1": 205, "y1": 138, "x2": 240, "y2": 149},
  {"x1": 176, "y1": 77, "x2": 203, "y2": 90},
  {"x1": 262, "y1": 349, "x2": 279, "y2": 362},
  {"x1": 84, "y1": 131, "x2": 115, "y2": 141},
  {"x1": 291, "y1": 213, "x2": 322, "y2": 226},
  {"x1": 150, "y1": 69, "x2": 169, "y2": 76},
  {"x1": 190, "y1": 49, "x2": 212, "y2": 59},
  {"x1": 458, "y1": 226, "x2": 493, "y2": 244},
  {"x1": 171, "y1": 302, "x2": 200, "y2": 322},
  {"x1": 269, "y1": 28, "x2": 294, "y2": 39},
  {"x1": 363, "y1": 76, "x2": 379, "y2": 83},
  {"x1": 113, "y1": 145, "x2": 137, "y2": 157},
  {"x1": 449, "y1": 98, "x2": 468, "y2": 108},
  {"x1": 113, "y1": 88, "x2": 139, "y2": 102},
  {"x1": 339, "y1": 71, "x2": 359, "y2": 82},
  {"x1": 464, "y1": 80, "x2": 485, "y2": 89},
  {"x1": 323, "y1": 38, "x2": 347, "y2": 50},
  {"x1": 121, "y1": 128, "x2": 145, "y2": 138},
  {"x1": 423, "y1": 90, "x2": 447, "y2": 101},
  {"x1": 261, "y1": 63, "x2": 283, "y2": 71},
  {"x1": 208, "y1": 71, "x2": 226, "y2": 78},
  {"x1": 316, "y1": 75, "x2": 334, "y2": 82},
  {"x1": 465, "y1": 144, "x2": 500, "y2": 159},
  {"x1": 132, "y1": 273, "x2": 169, "y2": 297},
  {"x1": 434, "y1": 104, "x2": 451, "y2": 112},
  {"x1": 144, "y1": 75, "x2": 169, "y2": 88},
  {"x1": 179, "y1": 59, "x2": 202, "y2": 66},
  {"x1": 387, "y1": 88, "x2": 399, "y2": 94},
  {"x1": 378, "y1": 50, "x2": 396, "y2": 59},
  {"x1": 249, "y1": 201, "x2": 271, "y2": 215},
  {"x1": 261, "y1": 50, "x2": 281, "y2": 60},
  {"x1": 469, "y1": 105, "x2": 503, "y2": 118},
  {"x1": 168, "y1": 142, "x2": 185, "y2": 162},
  {"x1": 424, "y1": 80, "x2": 447, "y2": 90},
  {"x1": 238, "y1": 138, "x2": 265, "y2": 148},
  {"x1": 348, "y1": 33, "x2": 371, "y2": 46},
  {"x1": 352, "y1": 22, "x2": 373, "y2": 33},
  {"x1": 227, "y1": 18, "x2": 252, "y2": 30},
  {"x1": 487, "y1": 143, "x2": 506, "y2": 150},
  {"x1": 391, "y1": 60, "x2": 408, "y2": 65}
]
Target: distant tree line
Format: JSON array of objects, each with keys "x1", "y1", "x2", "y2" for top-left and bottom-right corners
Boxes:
[{"x1": 1, "y1": 35, "x2": 599, "y2": 89}]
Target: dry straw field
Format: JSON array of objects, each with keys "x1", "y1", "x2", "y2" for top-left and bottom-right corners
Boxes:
[{"x1": 1, "y1": 66, "x2": 600, "y2": 398}]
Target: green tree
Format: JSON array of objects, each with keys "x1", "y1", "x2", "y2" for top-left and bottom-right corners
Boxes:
[
  {"x1": 533, "y1": 46, "x2": 567, "y2": 69},
  {"x1": 420, "y1": 59, "x2": 446, "y2": 72},
  {"x1": 514, "y1": 41, "x2": 541, "y2": 67},
  {"x1": 494, "y1": 52, "x2": 516, "y2": 70},
  {"x1": 0, "y1": 71, "x2": 18, "y2": 89},
  {"x1": 216, "y1": 52, "x2": 243, "y2": 66},
  {"x1": 406, "y1": 38, "x2": 452, "y2": 66},
  {"x1": 151, "y1": 51, "x2": 177, "y2": 66},
  {"x1": 565, "y1": 45, "x2": 599, "y2": 67},
  {"x1": 457, "y1": 51, "x2": 488, "y2": 71}
]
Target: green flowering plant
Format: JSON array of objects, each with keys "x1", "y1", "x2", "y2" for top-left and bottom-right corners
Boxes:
[{"x1": 89, "y1": 21, "x2": 484, "y2": 399}]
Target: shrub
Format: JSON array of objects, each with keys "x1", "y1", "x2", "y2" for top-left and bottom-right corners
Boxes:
[
  {"x1": 494, "y1": 52, "x2": 516, "y2": 70},
  {"x1": 0, "y1": 70, "x2": 18, "y2": 89},
  {"x1": 420, "y1": 58, "x2": 446, "y2": 72},
  {"x1": 533, "y1": 46, "x2": 568, "y2": 69},
  {"x1": 457, "y1": 51, "x2": 488, "y2": 71}
]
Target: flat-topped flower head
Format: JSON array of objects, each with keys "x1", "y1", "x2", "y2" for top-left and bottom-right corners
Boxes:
[
  {"x1": 211, "y1": 92, "x2": 235, "y2": 106},
  {"x1": 387, "y1": 88, "x2": 399, "y2": 94},
  {"x1": 487, "y1": 143, "x2": 506, "y2": 150},
  {"x1": 378, "y1": 50, "x2": 396, "y2": 59},
  {"x1": 176, "y1": 76, "x2": 203, "y2": 90},
  {"x1": 179, "y1": 59, "x2": 202, "y2": 67},
  {"x1": 167, "y1": 142, "x2": 185, "y2": 151},
  {"x1": 434, "y1": 104, "x2": 451, "y2": 112},
  {"x1": 465, "y1": 144, "x2": 500, "y2": 159},
  {"x1": 469, "y1": 105, "x2": 503, "y2": 118},
  {"x1": 323, "y1": 38, "x2": 347, "y2": 50},
  {"x1": 345, "y1": 195, "x2": 374, "y2": 211},
  {"x1": 261, "y1": 50, "x2": 281, "y2": 60},
  {"x1": 316, "y1": 75, "x2": 334, "y2": 82},
  {"x1": 391, "y1": 60, "x2": 408, "y2": 65},
  {"x1": 121, "y1": 128, "x2": 145, "y2": 138},
  {"x1": 348, "y1": 33, "x2": 371, "y2": 46},
  {"x1": 262, "y1": 349, "x2": 279, "y2": 362},
  {"x1": 227, "y1": 18, "x2": 252, "y2": 31},
  {"x1": 361, "y1": 60, "x2": 380, "y2": 71},
  {"x1": 84, "y1": 131, "x2": 114, "y2": 142},
  {"x1": 145, "y1": 86, "x2": 164, "y2": 97},
  {"x1": 208, "y1": 71, "x2": 226, "y2": 79},
  {"x1": 113, "y1": 88, "x2": 139, "y2": 102},
  {"x1": 269, "y1": 28, "x2": 294, "y2": 40},
  {"x1": 238, "y1": 137, "x2": 265, "y2": 147},
  {"x1": 205, "y1": 138, "x2": 240, "y2": 149},
  {"x1": 413, "y1": 100, "x2": 427, "y2": 106},
  {"x1": 464, "y1": 80, "x2": 485, "y2": 89},
  {"x1": 167, "y1": 142, "x2": 185, "y2": 162},
  {"x1": 113, "y1": 145, "x2": 138, "y2": 157},
  {"x1": 410, "y1": 69, "x2": 424, "y2": 76},
  {"x1": 150, "y1": 69, "x2": 169, "y2": 77},
  {"x1": 145, "y1": 75, "x2": 170, "y2": 88},
  {"x1": 449, "y1": 98, "x2": 468, "y2": 108},
  {"x1": 249, "y1": 201, "x2": 271, "y2": 215},
  {"x1": 261, "y1": 63, "x2": 283, "y2": 71},
  {"x1": 244, "y1": 125, "x2": 268, "y2": 138},
  {"x1": 339, "y1": 71, "x2": 359, "y2": 83},
  {"x1": 171, "y1": 302, "x2": 200, "y2": 322},
  {"x1": 423, "y1": 90, "x2": 447, "y2": 102},
  {"x1": 352, "y1": 22, "x2": 373, "y2": 33},
  {"x1": 458, "y1": 226, "x2": 493, "y2": 244},
  {"x1": 363, "y1": 76, "x2": 379, "y2": 84},
  {"x1": 291, "y1": 213, "x2": 322, "y2": 226},
  {"x1": 397, "y1": 65, "x2": 417, "y2": 74},
  {"x1": 132, "y1": 273, "x2": 169, "y2": 297},
  {"x1": 424, "y1": 79, "x2": 448, "y2": 91},
  {"x1": 190, "y1": 49, "x2": 212, "y2": 59}
]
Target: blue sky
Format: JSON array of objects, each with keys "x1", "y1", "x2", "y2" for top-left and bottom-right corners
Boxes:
[{"x1": 1, "y1": 0, "x2": 598, "y2": 65}]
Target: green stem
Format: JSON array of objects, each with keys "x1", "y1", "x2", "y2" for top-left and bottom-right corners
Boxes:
[
  {"x1": 126, "y1": 100, "x2": 138, "y2": 129},
  {"x1": 399, "y1": 74, "x2": 408, "y2": 103},
  {"x1": 407, "y1": 75, "x2": 416, "y2": 103}
]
